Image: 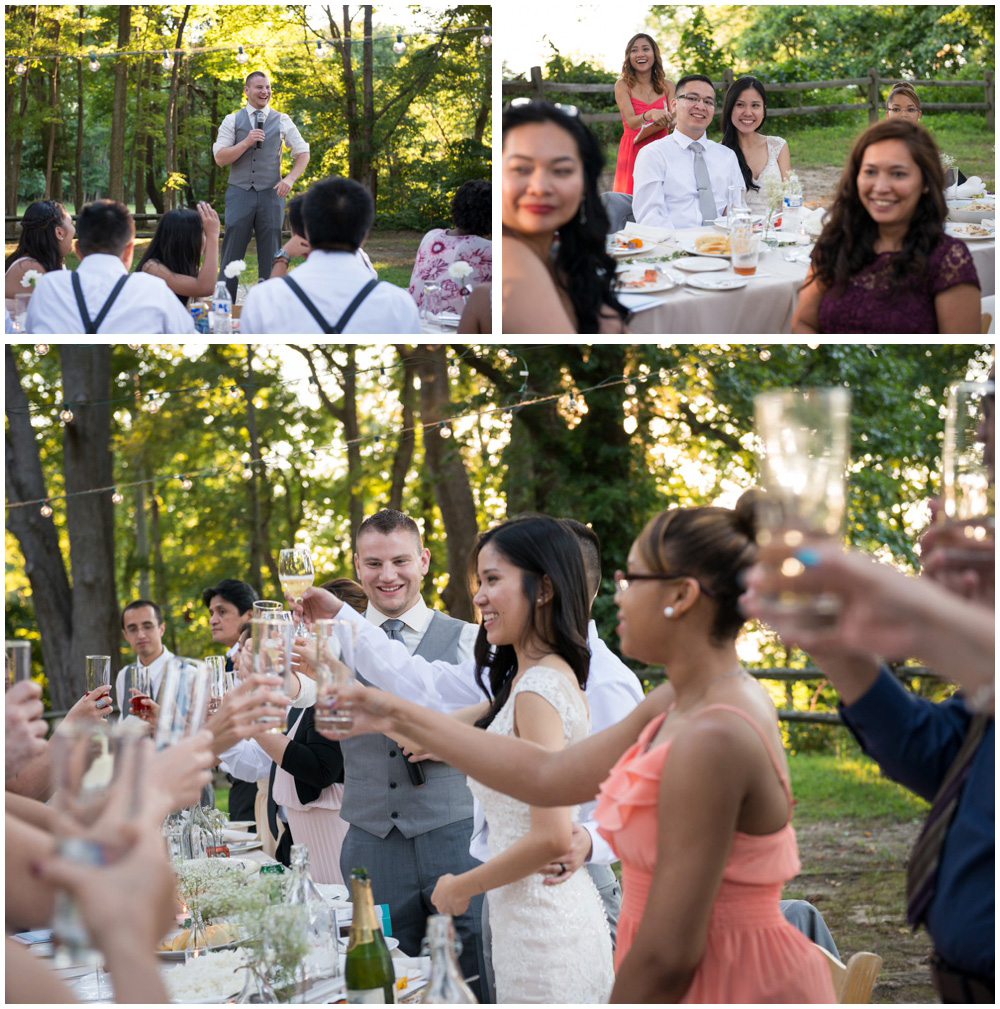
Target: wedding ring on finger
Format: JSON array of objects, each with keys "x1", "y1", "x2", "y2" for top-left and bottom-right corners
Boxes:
[{"x1": 558, "y1": 862, "x2": 567, "y2": 874}]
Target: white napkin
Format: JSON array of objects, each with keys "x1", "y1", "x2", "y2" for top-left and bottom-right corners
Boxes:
[
  {"x1": 618, "y1": 222, "x2": 675, "y2": 244},
  {"x1": 801, "y1": 207, "x2": 829, "y2": 237},
  {"x1": 946, "y1": 176, "x2": 986, "y2": 199},
  {"x1": 221, "y1": 828, "x2": 257, "y2": 843}
]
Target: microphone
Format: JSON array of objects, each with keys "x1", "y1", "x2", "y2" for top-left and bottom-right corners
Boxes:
[
  {"x1": 404, "y1": 754, "x2": 426, "y2": 787},
  {"x1": 255, "y1": 110, "x2": 264, "y2": 149}
]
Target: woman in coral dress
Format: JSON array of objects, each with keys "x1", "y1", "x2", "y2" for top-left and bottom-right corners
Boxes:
[
  {"x1": 612, "y1": 34, "x2": 675, "y2": 194},
  {"x1": 314, "y1": 495, "x2": 835, "y2": 1003}
]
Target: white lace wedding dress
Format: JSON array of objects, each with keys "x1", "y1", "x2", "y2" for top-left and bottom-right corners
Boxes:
[
  {"x1": 745, "y1": 134, "x2": 788, "y2": 215},
  {"x1": 469, "y1": 666, "x2": 614, "y2": 1004}
]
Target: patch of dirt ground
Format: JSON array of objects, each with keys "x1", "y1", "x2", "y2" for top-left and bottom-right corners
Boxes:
[{"x1": 786, "y1": 819, "x2": 939, "y2": 1004}]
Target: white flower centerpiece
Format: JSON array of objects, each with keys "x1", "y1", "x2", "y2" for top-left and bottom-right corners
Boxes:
[
  {"x1": 20, "y1": 269, "x2": 42, "y2": 289},
  {"x1": 224, "y1": 259, "x2": 247, "y2": 280},
  {"x1": 447, "y1": 260, "x2": 474, "y2": 298}
]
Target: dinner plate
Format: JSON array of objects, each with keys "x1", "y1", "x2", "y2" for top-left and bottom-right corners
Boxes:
[
  {"x1": 226, "y1": 839, "x2": 263, "y2": 854},
  {"x1": 945, "y1": 222, "x2": 995, "y2": 241},
  {"x1": 685, "y1": 274, "x2": 748, "y2": 291},
  {"x1": 712, "y1": 215, "x2": 765, "y2": 231},
  {"x1": 616, "y1": 269, "x2": 677, "y2": 294},
  {"x1": 678, "y1": 237, "x2": 731, "y2": 259},
  {"x1": 157, "y1": 930, "x2": 246, "y2": 962},
  {"x1": 607, "y1": 242, "x2": 666, "y2": 259},
  {"x1": 671, "y1": 256, "x2": 728, "y2": 273},
  {"x1": 225, "y1": 820, "x2": 255, "y2": 831}
]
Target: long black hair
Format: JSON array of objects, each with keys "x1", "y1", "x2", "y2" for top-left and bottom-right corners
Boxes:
[
  {"x1": 720, "y1": 77, "x2": 768, "y2": 193},
  {"x1": 502, "y1": 101, "x2": 628, "y2": 333},
  {"x1": 472, "y1": 514, "x2": 591, "y2": 729},
  {"x1": 809, "y1": 119, "x2": 947, "y2": 293},
  {"x1": 136, "y1": 208, "x2": 203, "y2": 305},
  {"x1": 6, "y1": 200, "x2": 68, "y2": 273}
]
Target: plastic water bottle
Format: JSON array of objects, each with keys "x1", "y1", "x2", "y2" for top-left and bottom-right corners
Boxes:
[
  {"x1": 212, "y1": 281, "x2": 232, "y2": 334},
  {"x1": 781, "y1": 177, "x2": 803, "y2": 234}
]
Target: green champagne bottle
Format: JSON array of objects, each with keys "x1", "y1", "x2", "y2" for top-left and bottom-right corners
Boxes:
[{"x1": 345, "y1": 867, "x2": 396, "y2": 1004}]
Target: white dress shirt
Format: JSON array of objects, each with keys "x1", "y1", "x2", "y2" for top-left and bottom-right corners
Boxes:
[
  {"x1": 115, "y1": 647, "x2": 174, "y2": 722},
  {"x1": 212, "y1": 105, "x2": 310, "y2": 159},
  {"x1": 25, "y1": 254, "x2": 195, "y2": 335},
  {"x1": 633, "y1": 130, "x2": 746, "y2": 230},
  {"x1": 239, "y1": 249, "x2": 420, "y2": 335}
]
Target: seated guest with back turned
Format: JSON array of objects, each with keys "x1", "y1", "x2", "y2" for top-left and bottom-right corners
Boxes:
[
  {"x1": 502, "y1": 101, "x2": 629, "y2": 334},
  {"x1": 409, "y1": 179, "x2": 492, "y2": 315},
  {"x1": 633, "y1": 73, "x2": 745, "y2": 230},
  {"x1": 792, "y1": 120, "x2": 979, "y2": 334},
  {"x1": 5, "y1": 201, "x2": 75, "y2": 314},
  {"x1": 240, "y1": 177, "x2": 420, "y2": 335},
  {"x1": 720, "y1": 76, "x2": 791, "y2": 216},
  {"x1": 25, "y1": 200, "x2": 195, "y2": 335},
  {"x1": 136, "y1": 202, "x2": 221, "y2": 307}
]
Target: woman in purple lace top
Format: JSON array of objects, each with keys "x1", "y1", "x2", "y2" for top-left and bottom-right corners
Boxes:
[
  {"x1": 409, "y1": 180, "x2": 491, "y2": 316},
  {"x1": 793, "y1": 120, "x2": 980, "y2": 334}
]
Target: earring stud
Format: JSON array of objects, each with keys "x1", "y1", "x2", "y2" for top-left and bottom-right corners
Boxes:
[{"x1": 663, "y1": 606, "x2": 675, "y2": 618}]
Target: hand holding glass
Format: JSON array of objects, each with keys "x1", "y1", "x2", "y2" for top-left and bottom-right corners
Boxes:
[
  {"x1": 251, "y1": 619, "x2": 295, "y2": 732},
  {"x1": 314, "y1": 620, "x2": 355, "y2": 731}
]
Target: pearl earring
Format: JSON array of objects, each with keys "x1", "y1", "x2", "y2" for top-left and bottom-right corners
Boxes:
[{"x1": 663, "y1": 606, "x2": 675, "y2": 619}]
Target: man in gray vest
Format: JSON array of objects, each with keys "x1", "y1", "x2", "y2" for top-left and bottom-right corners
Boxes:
[
  {"x1": 339, "y1": 509, "x2": 483, "y2": 998},
  {"x1": 212, "y1": 71, "x2": 310, "y2": 301}
]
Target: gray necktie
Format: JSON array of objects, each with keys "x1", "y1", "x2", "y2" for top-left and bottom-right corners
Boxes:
[
  {"x1": 382, "y1": 619, "x2": 405, "y2": 642},
  {"x1": 689, "y1": 141, "x2": 717, "y2": 224}
]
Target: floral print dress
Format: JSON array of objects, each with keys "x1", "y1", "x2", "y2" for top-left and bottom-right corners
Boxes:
[{"x1": 408, "y1": 229, "x2": 492, "y2": 315}]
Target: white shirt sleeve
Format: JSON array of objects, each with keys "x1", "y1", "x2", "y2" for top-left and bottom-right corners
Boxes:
[
  {"x1": 280, "y1": 112, "x2": 310, "y2": 158},
  {"x1": 218, "y1": 739, "x2": 274, "y2": 782},
  {"x1": 212, "y1": 112, "x2": 238, "y2": 157},
  {"x1": 333, "y1": 606, "x2": 484, "y2": 711},
  {"x1": 632, "y1": 144, "x2": 673, "y2": 229}
]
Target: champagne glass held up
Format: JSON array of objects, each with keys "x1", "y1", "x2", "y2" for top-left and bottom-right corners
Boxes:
[{"x1": 279, "y1": 547, "x2": 315, "y2": 634}]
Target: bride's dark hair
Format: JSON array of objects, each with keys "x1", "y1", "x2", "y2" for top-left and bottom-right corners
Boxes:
[
  {"x1": 471, "y1": 514, "x2": 591, "y2": 729},
  {"x1": 502, "y1": 101, "x2": 628, "y2": 333}
]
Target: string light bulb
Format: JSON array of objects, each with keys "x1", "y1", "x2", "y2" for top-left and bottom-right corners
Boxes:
[
  {"x1": 111, "y1": 489, "x2": 124, "y2": 504},
  {"x1": 315, "y1": 40, "x2": 328, "y2": 58},
  {"x1": 229, "y1": 384, "x2": 241, "y2": 399},
  {"x1": 146, "y1": 392, "x2": 160, "y2": 413},
  {"x1": 759, "y1": 348, "x2": 771, "y2": 362},
  {"x1": 625, "y1": 381, "x2": 637, "y2": 396},
  {"x1": 40, "y1": 501, "x2": 53, "y2": 518},
  {"x1": 179, "y1": 475, "x2": 193, "y2": 491},
  {"x1": 59, "y1": 404, "x2": 75, "y2": 424},
  {"x1": 15, "y1": 58, "x2": 28, "y2": 76},
  {"x1": 236, "y1": 45, "x2": 249, "y2": 65},
  {"x1": 373, "y1": 435, "x2": 384, "y2": 454},
  {"x1": 161, "y1": 50, "x2": 174, "y2": 70},
  {"x1": 34, "y1": 343, "x2": 49, "y2": 355},
  {"x1": 127, "y1": 342, "x2": 140, "y2": 350},
  {"x1": 242, "y1": 466, "x2": 254, "y2": 480},
  {"x1": 88, "y1": 54, "x2": 100, "y2": 72},
  {"x1": 439, "y1": 423, "x2": 452, "y2": 439},
  {"x1": 497, "y1": 348, "x2": 509, "y2": 361},
  {"x1": 480, "y1": 27, "x2": 492, "y2": 46},
  {"x1": 378, "y1": 367, "x2": 392, "y2": 389},
  {"x1": 392, "y1": 34, "x2": 406, "y2": 54}
]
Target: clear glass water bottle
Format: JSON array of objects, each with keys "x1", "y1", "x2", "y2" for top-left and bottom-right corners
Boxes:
[
  {"x1": 419, "y1": 914, "x2": 477, "y2": 1003},
  {"x1": 287, "y1": 844, "x2": 338, "y2": 987},
  {"x1": 213, "y1": 280, "x2": 233, "y2": 333}
]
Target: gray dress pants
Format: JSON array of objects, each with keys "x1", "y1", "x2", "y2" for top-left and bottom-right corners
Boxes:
[{"x1": 219, "y1": 184, "x2": 285, "y2": 301}]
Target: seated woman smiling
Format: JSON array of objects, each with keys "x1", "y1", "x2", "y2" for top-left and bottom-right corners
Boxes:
[{"x1": 502, "y1": 101, "x2": 629, "y2": 334}]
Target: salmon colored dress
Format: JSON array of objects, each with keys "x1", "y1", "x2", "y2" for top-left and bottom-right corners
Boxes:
[
  {"x1": 613, "y1": 88, "x2": 670, "y2": 194},
  {"x1": 594, "y1": 704, "x2": 837, "y2": 1003}
]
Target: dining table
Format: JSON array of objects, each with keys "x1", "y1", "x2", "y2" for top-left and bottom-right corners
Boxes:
[{"x1": 615, "y1": 224, "x2": 995, "y2": 336}]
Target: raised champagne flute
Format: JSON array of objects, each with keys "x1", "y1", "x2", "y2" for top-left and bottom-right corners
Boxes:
[
  {"x1": 129, "y1": 663, "x2": 152, "y2": 719},
  {"x1": 279, "y1": 547, "x2": 315, "y2": 635},
  {"x1": 204, "y1": 655, "x2": 230, "y2": 715},
  {"x1": 154, "y1": 658, "x2": 210, "y2": 750},
  {"x1": 5, "y1": 639, "x2": 31, "y2": 687},
  {"x1": 251, "y1": 618, "x2": 295, "y2": 733},
  {"x1": 753, "y1": 387, "x2": 852, "y2": 633},
  {"x1": 314, "y1": 619, "x2": 356, "y2": 732},
  {"x1": 253, "y1": 600, "x2": 284, "y2": 616}
]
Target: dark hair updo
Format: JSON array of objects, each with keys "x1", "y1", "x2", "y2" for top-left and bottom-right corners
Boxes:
[
  {"x1": 633, "y1": 490, "x2": 759, "y2": 644},
  {"x1": 5, "y1": 200, "x2": 69, "y2": 274}
]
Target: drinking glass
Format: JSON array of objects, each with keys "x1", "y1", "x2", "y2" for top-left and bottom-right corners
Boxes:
[
  {"x1": 314, "y1": 620, "x2": 356, "y2": 732},
  {"x1": 423, "y1": 283, "x2": 441, "y2": 324},
  {"x1": 153, "y1": 658, "x2": 210, "y2": 749},
  {"x1": 753, "y1": 387, "x2": 852, "y2": 630},
  {"x1": 730, "y1": 210, "x2": 760, "y2": 276},
  {"x1": 279, "y1": 547, "x2": 315, "y2": 635},
  {"x1": 51, "y1": 719, "x2": 147, "y2": 977},
  {"x1": 128, "y1": 663, "x2": 152, "y2": 718},
  {"x1": 936, "y1": 379, "x2": 995, "y2": 578},
  {"x1": 5, "y1": 640, "x2": 31, "y2": 686},
  {"x1": 15, "y1": 292, "x2": 31, "y2": 332},
  {"x1": 251, "y1": 618, "x2": 295, "y2": 732},
  {"x1": 253, "y1": 600, "x2": 284, "y2": 615},
  {"x1": 204, "y1": 655, "x2": 232, "y2": 715},
  {"x1": 85, "y1": 655, "x2": 111, "y2": 694}
]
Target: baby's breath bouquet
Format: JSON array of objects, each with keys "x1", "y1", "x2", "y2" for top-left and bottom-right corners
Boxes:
[{"x1": 761, "y1": 174, "x2": 786, "y2": 237}]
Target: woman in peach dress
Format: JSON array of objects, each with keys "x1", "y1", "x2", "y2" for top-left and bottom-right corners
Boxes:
[
  {"x1": 312, "y1": 494, "x2": 835, "y2": 1002},
  {"x1": 612, "y1": 34, "x2": 675, "y2": 194}
]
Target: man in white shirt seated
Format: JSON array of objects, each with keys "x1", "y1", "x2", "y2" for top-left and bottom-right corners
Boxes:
[
  {"x1": 25, "y1": 200, "x2": 195, "y2": 335},
  {"x1": 240, "y1": 177, "x2": 421, "y2": 334},
  {"x1": 116, "y1": 599, "x2": 176, "y2": 721},
  {"x1": 633, "y1": 73, "x2": 746, "y2": 230}
]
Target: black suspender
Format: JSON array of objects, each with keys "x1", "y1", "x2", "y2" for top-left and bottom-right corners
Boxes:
[
  {"x1": 71, "y1": 272, "x2": 130, "y2": 334},
  {"x1": 282, "y1": 275, "x2": 380, "y2": 334}
]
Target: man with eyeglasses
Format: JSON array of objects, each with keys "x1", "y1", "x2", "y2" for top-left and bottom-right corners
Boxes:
[{"x1": 633, "y1": 74, "x2": 745, "y2": 230}]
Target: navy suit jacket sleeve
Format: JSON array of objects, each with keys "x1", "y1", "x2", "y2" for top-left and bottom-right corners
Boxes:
[{"x1": 279, "y1": 706, "x2": 344, "y2": 804}]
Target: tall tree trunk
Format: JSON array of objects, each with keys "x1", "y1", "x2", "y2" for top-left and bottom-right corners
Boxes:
[
  {"x1": 163, "y1": 5, "x2": 191, "y2": 211},
  {"x1": 243, "y1": 349, "x2": 266, "y2": 595},
  {"x1": 7, "y1": 51, "x2": 31, "y2": 215},
  {"x1": 133, "y1": 57, "x2": 148, "y2": 214},
  {"x1": 389, "y1": 348, "x2": 417, "y2": 511},
  {"x1": 108, "y1": 5, "x2": 131, "y2": 203},
  {"x1": 361, "y1": 5, "x2": 376, "y2": 199},
  {"x1": 74, "y1": 6, "x2": 85, "y2": 213},
  {"x1": 5, "y1": 349, "x2": 75, "y2": 708},
  {"x1": 44, "y1": 38, "x2": 61, "y2": 199},
  {"x1": 146, "y1": 133, "x2": 164, "y2": 214},
  {"x1": 133, "y1": 478, "x2": 151, "y2": 599},
  {"x1": 415, "y1": 345, "x2": 478, "y2": 621}
]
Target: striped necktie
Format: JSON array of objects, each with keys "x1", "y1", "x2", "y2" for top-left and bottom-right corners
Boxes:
[{"x1": 905, "y1": 711, "x2": 989, "y2": 927}]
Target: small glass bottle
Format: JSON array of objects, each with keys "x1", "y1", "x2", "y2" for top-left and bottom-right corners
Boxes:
[
  {"x1": 346, "y1": 867, "x2": 396, "y2": 1003},
  {"x1": 419, "y1": 914, "x2": 477, "y2": 1003},
  {"x1": 213, "y1": 280, "x2": 233, "y2": 334},
  {"x1": 286, "y1": 844, "x2": 337, "y2": 986}
]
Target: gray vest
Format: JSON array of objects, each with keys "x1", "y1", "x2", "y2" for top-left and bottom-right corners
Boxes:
[
  {"x1": 227, "y1": 107, "x2": 283, "y2": 191},
  {"x1": 340, "y1": 611, "x2": 475, "y2": 839}
]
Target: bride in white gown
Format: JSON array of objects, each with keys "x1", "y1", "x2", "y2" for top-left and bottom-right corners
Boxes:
[{"x1": 426, "y1": 516, "x2": 614, "y2": 1003}]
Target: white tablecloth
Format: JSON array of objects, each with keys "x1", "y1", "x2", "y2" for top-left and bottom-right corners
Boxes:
[{"x1": 624, "y1": 227, "x2": 995, "y2": 335}]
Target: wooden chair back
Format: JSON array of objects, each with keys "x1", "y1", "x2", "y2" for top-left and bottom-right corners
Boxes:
[{"x1": 814, "y1": 944, "x2": 883, "y2": 1003}]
